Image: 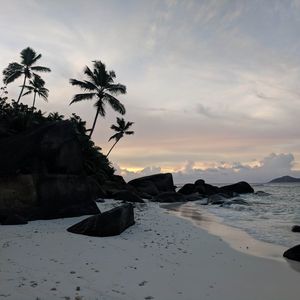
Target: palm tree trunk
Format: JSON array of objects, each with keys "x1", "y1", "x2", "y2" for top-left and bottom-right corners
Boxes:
[
  {"x1": 89, "y1": 106, "x2": 100, "y2": 138},
  {"x1": 106, "y1": 139, "x2": 120, "y2": 157},
  {"x1": 32, "y1": 92, "x2": 37, "y2": 110},
  {"x1": 17, "y1": 75, "x2": 27, "y2": 103}
]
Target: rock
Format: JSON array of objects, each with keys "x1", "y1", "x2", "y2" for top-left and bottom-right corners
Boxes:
[
  {"x1": 112, "y1": 190, "x2": 145, "y2": 203},
  {"x1": 137, "y1": 192, "x2": 153, "y2": 200},
  {"x1": 67, "y1": 203, "x2": 135, "y2": 237},
  {"x1": 219, "y1": 181, "x2": 254, "y2": 194},
  {"x1": 184, "y1": 193, "x2": 204, "y2": 202},
  {"x1": 178, "y1": 183, "x2": 196, "y2": 195},
  {"x1": 255, "y1": 191, "x2": 271, "y2": 196},
  {"x1": 128, "y1": 173, "x2": 175, "y2": 196},
  {"x1": 292, "y1": 225, "x2": 300, "y2": 233},
  {"x1": 194, "y1": 179, "x2": 219, "y2": 195},
  {"x1": 128, "y1": 181, "x2": 159, "y2": 196},
  {"x1": 154, "y1": 192, "x2": 186, "y2": 203},
  {"x1": 1, "y1": 214, "x2": 28, "y2": 225},
  {"x1": 208, "y1": 194, "x2": 228, "y2": 205},
  {"x1": 283, "y1": 244, "x2": 300, "y2": 262},
  {"x1": 0, "y1": 174, "x2": 100, "y2": 222},
  {"x1": 0, "y1": 121, "x2": 84, "y2": 176},
  {"x1": 95, "y1": 198, "x2": 105, "y2": 203}
]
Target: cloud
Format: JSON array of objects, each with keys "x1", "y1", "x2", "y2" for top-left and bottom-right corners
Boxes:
[{"x1": 116, "y1": 153, "x2": 300, "y2": 184}]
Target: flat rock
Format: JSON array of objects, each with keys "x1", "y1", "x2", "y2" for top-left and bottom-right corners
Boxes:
[
  {"x1": 67, "y1": 203, "x2": 135, "y2": 237},
  {"x1": 292, "y1": 225, "x2": 300, "y2": 233},
  {"x1": 112, "y1": 190, "x2": 145, "y2": 203},
  {"x1": 154, "y1": 192, "x2": 186, "y2": 203}
]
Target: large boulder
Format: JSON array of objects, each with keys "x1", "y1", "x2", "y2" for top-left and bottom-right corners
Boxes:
[
  {"x1": 283, "y1": 244, "x2": 300, "y2": 262},
  {"x1": 0, "y1": 121, "x2": 84, "y2": 175},
  {"x1": 194, "y1": 179, "x2": 219, "y2": 195},
  {"x1": 128, "y1": 173, "x2": 175, "y2": 196},
  {"x1": 219, "y1": 181, "x2": 254, "y2": 195},
  {"x1": 0, "y1": 121, "x2": 103, "y2": 222},
  {"x1": 154, "y1": 192, "x2": 186, "y2": 203},
  {"x1": 67, "y1": 203, "x2": 135, "y2": 237},
  {"x1": 178, "y1": 183, "x2": 196, "y2": 195}
]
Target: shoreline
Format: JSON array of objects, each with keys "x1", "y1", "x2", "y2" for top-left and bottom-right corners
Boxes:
[
  {"x1": 1, "y1": 200, "x2": 300, "y2": 299},
  {"x1": 162, "y1": 201, "x2": 287, "y2": 262}
]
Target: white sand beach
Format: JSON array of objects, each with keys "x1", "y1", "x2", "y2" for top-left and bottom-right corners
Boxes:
[{"x1": 1, "y1": 200, "x2": 299, "y2": 300}]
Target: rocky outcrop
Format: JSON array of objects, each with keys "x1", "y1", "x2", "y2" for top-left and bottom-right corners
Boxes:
[
  {"x1": 128, "y1": 173, "x2": 175, "y2": 196},
  {"x1": 178, "y1": 183, "x2": 196, "y2": 195},
  {"x1": 67, "y1": 203, "x2": 135, "y2": 237},
  {"x1": 219, "y1": 181, "x2": 254, "y2": 195},
  {"x1": 283, "y1": 244, "x2": 300, "y2": 262},
  {"x1": 0, "y1": 121, "x2": 102, "y2": 223}
]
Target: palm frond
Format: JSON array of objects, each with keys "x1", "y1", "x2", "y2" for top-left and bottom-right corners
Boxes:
[
  {"x1": 125, "y1": 130, "x2": 134, "y2": 135},
  {"x1": 106, "y1": 83, "x2": 127, "y2": 95},
  {"x1": 69, "y1": 78, "x2": 97, "y2": 91},
  {"x1": 84, "y1": 66, "x2": 97, "y2": 85},
  {"x1": 70, "y1": 92, "x2": 96, "y2": 104},
  {"x1": 104, "y1": 94, "x2": 126, "y2": 115},
  {"x1": 2, "y1": 62, "x2": 24, "y2": 84},
  {"x1": 22, "y1": 90, "x2": 32, "y2": 96},
  {"x1": 20, "y1": 47, "x2": 37, "y2": 66},
  {"x1": 31, "y1": 66, "x2": 51, "y2": 72},
  {"x1": 31, "y1": 53, "x2": 42, "y2": 64},
  {"x1": 110, "y1": 124, "x2": 121, "y2": 132},
  {"x1": 108, "y1": 132, "x2": 123, "y2": 142}
]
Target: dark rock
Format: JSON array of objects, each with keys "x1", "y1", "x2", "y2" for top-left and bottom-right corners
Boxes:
[
  {"x1": 1, "y1": 214, "x2": 28, "y2": 225},
  {"x1": 283, "y1": 244, "x2": 300, "y2": 262},
  {"x1": 0, "y1": 174, "x2": 100, "y2": 222},
  {"x1": 128, "y1": 173, "x2": 175, "y2": 196},
  {"x1": 0, "y1": 121, "x2": 84, "y2": 175},
  {"x1": 128, "y1": 181, "x2": 159, "y2": 196},
  {"x1": 137, "y1": 192, "x2": 153, "y2": 200},
  {"x1": 219, "y1": 181, "x2": 254, "y2": 194},
  {"x1": 67, "y1": 203, "x2": 135, "y2": 237},
  {"x1": 112, "y1": 190, "x2": 145, "y2": 203},
  {"x1": 184, "y1": 193, "x2": 204, "y2": 202},
  {"x1": 95, "y1": 198, "x2": 105, "y2": 203},
  {"x1": 178, "y1": 183, "x2": 196, "y2": 195},
  {"x1": 208, "y1": 194, "x2": 228, "y2": 205},
  {"x1": 194, "y1": 179, "x2": 219, "y2": 195},
  {"x1": 292, "y1": 225, "x2": 300, "y2": 233},
  {"x1": 154, "y1": 192, "x2": 186, "y2": 203}
]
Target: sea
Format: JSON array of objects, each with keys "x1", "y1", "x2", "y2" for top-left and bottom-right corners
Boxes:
[{"x1": 176, "y1": 183, "x2": 300, "y2": 248}]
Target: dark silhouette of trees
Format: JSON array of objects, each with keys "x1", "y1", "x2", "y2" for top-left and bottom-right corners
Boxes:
[
  {"x1": 23, "y1": 75, "x2": 49, "y2": 109},
  {"x1": 107, "y1": 117, "x2": 134, "y2": 157},
  {"x1": 70, "y1": 60, "x2": 126, "y2": 138},
  {"x1": 2, "y1": 47, "x2": 51, "y2": 103}
]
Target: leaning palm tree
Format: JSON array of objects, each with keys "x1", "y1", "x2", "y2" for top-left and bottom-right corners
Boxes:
[
  {"x1": 22, "y1": 75, "x2": 49, "y2": 109},
  {"x1": 106, "y1": 117, "x2": 134, "y2": 157},
  {"x1": 2, "y1": 47, "x2": 51, "y2": 103},
  {"x1": 70, "y1": 60, "x2": 126, "y2": 138}
]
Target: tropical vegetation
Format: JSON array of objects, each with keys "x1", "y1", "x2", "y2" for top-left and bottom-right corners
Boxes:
[
  {"x1": 2, "y1": 47, "x2": 51, "y2": 103},
  {"x1": 107, "y1": 117, "x2": 134, "y2": 157},
  {"x1": 69, "y1": 60, "x2": 126, "y2": 138}
]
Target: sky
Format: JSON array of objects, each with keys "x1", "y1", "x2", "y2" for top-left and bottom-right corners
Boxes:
[{"x1": 0, "y1": 0, "x2": 300, "y2": 183}]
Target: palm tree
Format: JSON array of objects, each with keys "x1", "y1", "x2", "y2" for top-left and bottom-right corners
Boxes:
[
  {"x1": 2, "y1": 47, "x2": 51, "y2": 103},
  {"x1": 70, "y1": 60, "x2": 126, "y2": 138},
  {"x1": 106, "y1": 117, "x2": 134, "y2": 157},
  {"x1": 22, "y1": 75, "x2": 49, "y2": 109}
]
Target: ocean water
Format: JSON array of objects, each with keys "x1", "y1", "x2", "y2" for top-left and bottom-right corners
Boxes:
[{"x1": 178, "y1": 183, "x2": 300, "y2": 248}]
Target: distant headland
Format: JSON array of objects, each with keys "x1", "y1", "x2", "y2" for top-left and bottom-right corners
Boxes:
[{"x1": 269, "y1": 175, "x2": 300, "y2": 183}]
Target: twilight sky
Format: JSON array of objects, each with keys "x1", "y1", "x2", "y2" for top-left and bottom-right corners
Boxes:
[{"x1": 1, "y1": 0, "x2": 300, "y2": 183}]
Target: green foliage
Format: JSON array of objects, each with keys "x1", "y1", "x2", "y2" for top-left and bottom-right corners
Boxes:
[{"x1": 0, "y1": 98, "x2": 115, "y2": 181}]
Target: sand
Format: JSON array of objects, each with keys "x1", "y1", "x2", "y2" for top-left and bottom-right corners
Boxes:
[{"x1": 0, "y1": 200, "x2": 299, "y2": 300}]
